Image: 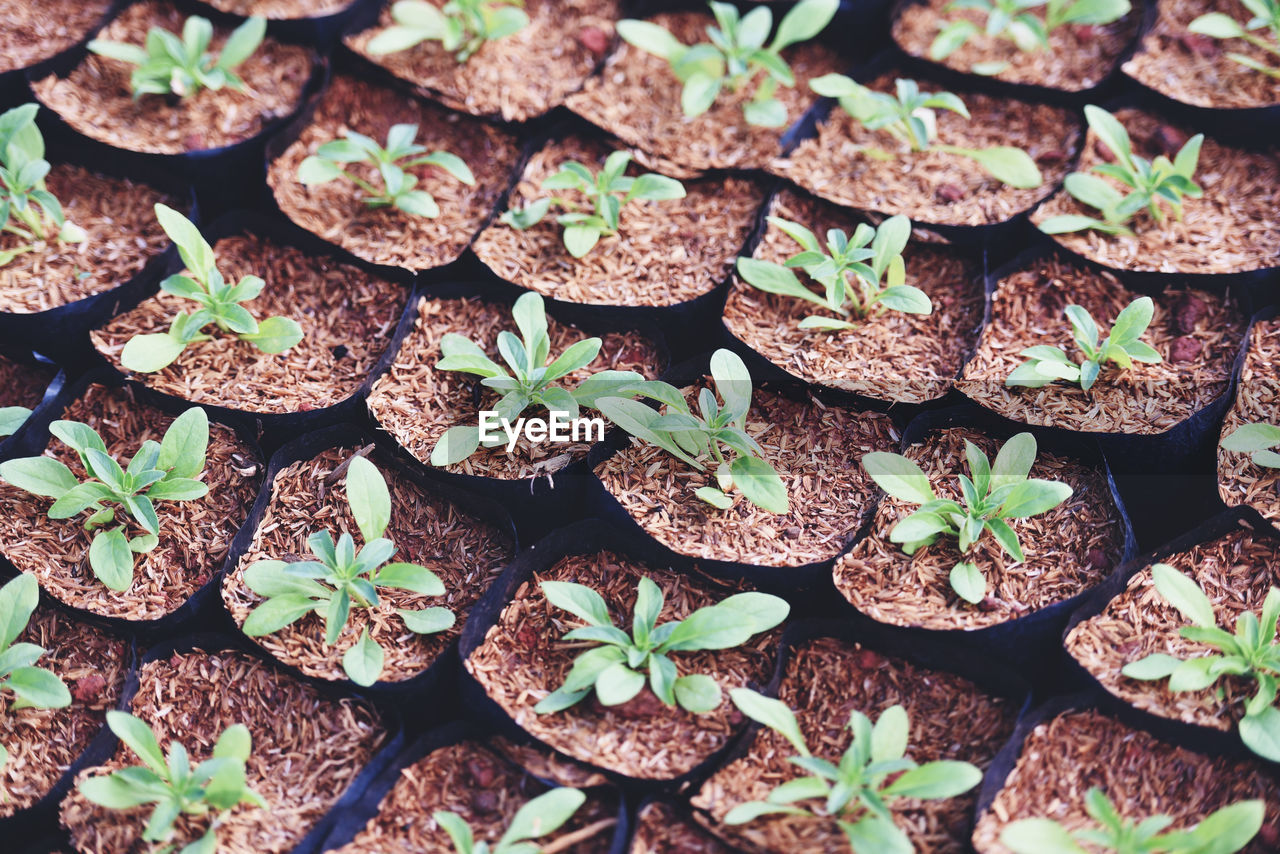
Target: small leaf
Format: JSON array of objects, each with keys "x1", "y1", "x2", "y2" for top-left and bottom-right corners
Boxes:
[
  {"x1": 673, "y1": 673, "x2": 721, "y2": 712},
  {"x1": 240, "y1": 316, "x2": 303, "y2": 354},
  {"x1": 861, "y1": 452, "x2": 935, "y2": 504},
  {"x1": 949, "y1": 562, "x2": 986, "y2": 604},
  {"x1": 342, "y1": 629, "x2": 385, "y2": 686},
  {"x1": 1151, "y1": 562, "x2": 1217, "y2": 628},
  {"x1": 121, "y1": 332, "x2": 188, "y2": 373},
  {"x1": 345, "y1": 455, "x2": 391, "y2": 542},
  {"x1": 89, "y1": 528, "x2": 134, "y2": 591},
  {"x1": 0, "y1": 457, "x2": 79, "y2": 499},
  {"x1": 398, "y1": 607, "x2": 455, "y2": 634}
]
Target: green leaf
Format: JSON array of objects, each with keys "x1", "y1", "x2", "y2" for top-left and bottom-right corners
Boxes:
[
  {"x1": 88, "y1": 39, "x2": 150, "y2": 65},
  {"x1": 1188, "y1": 12, "x2": 1247, "y2": 39},
  {"x1": 1000, "y1": 818, "x2": 1088, "y2": 854},
  {"x1": 120, "y1": 331, "x2": 189, "y2": 373},
  {"x1": 394, "y1": 190, "x2": 440, "y2": 218},
  {"x1": 730, "y1": 688, "x2": 809, "y2": 755},
  {"x1": 729, "y1": 454, "x2": 787, "y2": 514},
  {"x1": 241, "y1": 594, "x2": 320, "y2": 636},
  {"x1": 1038, "y1": 214, "x2": 1115, "y2": 235},
  {"x1": 627, "y1": 173, "x2": 686, "y2": 202},
  {"x1": 0, "y1": 575, "x2": 38, "y2": 650},
  {"x1": 594, "y1": 662, "x2": 645, "y2": 705},
  {"x1": 877, "y1": 285, "x2": 933, "y2": 314},
  {"x1": 1064, "y1": 172, "x2": 1125, "y2": 213},
  {"x1": 771, "y1": 0, "x2": 838, "y2": 48},
  {"x1": 1222, "y1": 423, "x2": 1280, "y2": 453},
  {"x1": 883, "y1": 759, "x2": 981, "y2": 799},
  {"x1": 6, "y1": 666, "x2": 71, "y2": 709},
  {"x1": 430, "y1": 425, "x2": 480, "y2": 466},
  {"x1": 158, "y1": 407, "x2": 208, "y2": 479},
  {"x1": 1240, "y1": 706, "x2": 1280, "y2": 762},
  {"x1": 541, "y1": 581, "x2": 612, "y2": 627},
  {"x1": 931, "y1": 20, "x2": 977, "y2": 59},
  {"x1": 375, "y1": 562, "x2": 444, "y2": 596},
  {"x1": 952, "y1": 146, "x2": 1042, "y2": 188},
  {"x1": 0, "y1": 456, "x2": 79, "y2": 499},
  {"x1": 1185, "y1": 799, "x2": 1265, "y2": 853},
  {"x1": 563, "y1": 224, "x2": 602, "y2": 258},
  {"x1": 1151, "y1": 562, "x2": 1217, "y2": 628},
  {"x1": 1108, "y1": 296, "x2": 1154, "y2": 345},
  {"x1": 218, "y1": 16, "x2": 267, "y2": 70},
  {"x1": 990, "y1": 432, "x2": 1037, "y2": 486},
  {"x1": 155, "y1": 203, "x2": 214, "y2": 280},
  {"x1": 998, "y1": 479, "x2": 1072, "y2": 518},
  {"x1": 107, "y1": 711, "x2": 167, "y2": 775},
  {"x1": 89, "y1": 528, "x2": 134, "y2": 591},
  {"x1": 744, "y1": 98, "x2": 788, "y2": 127},
  {"x1": 1083, "y1": 105, "x2": 1133, "y2": 168},
  {"x1": 695, "y1": 486, "x2": 733, "y2": 509},
  {"x1": 344, "y1": 455, "x2": 391, "y2": 542},
  {"x1": 681, "y1": 72, "x2": 723, "y2": 117},
  {"x1": 398, "y1": 607, "x2": 455, "y2": 634},
  {"x1": 342, "y1": 628, "x2": 384, "y2": 686},
  {"x1": 839, "y1": 815, "x2": 914, "y2": 854},
  {"x1": 673, "y1": 673, "x2": 721, "y2": 712},
  {"x1": 499, "y1": 788, "x2": 586, "y2": 847},
  {"x1": 950, "y1": 562, "x2": 986, "y2": 604},
  {"x1": 870, "y1": 704, "x2": 908, "y2": 761},
  {"x1": 617, "y1": 19, "x2": 686, "y2": 59},
  {"x1": 240, "y1": 316, "x2": 303, "y2": 354},
  {"x1": 861, "y1": 452, "x2": 935, "y2": 504}
]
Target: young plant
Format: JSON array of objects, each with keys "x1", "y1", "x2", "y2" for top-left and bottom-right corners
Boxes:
[
  {"x1": 1005, "y1": 297, "x2": 1161, "y2": 391},
  {"x1": 616, "y1": 0, "x2": 840, "y2": 127},
  {"x1": 1221, "y1": 423, "x2": 1280, "y2": 469},
  {"x1": 595, "y1": 349, "x2": 788, "y2": 514},
  {"x1": 429, "y1": 291, "x2": 645, "y2": 466},
  {"x1": 735, "y1": 213, "x2": 930, "y2": 330},
  {"x1": 1121, "y1": 563, "x2": 1280, "y2": 762},
  {"x1": 931, "y1": 0, "x2": 1132, "y2": 72},
  {"x1": 296, "y1": 124, "x2": 475, "y2": 218},
  {"x1": 499, "y1": 150, "x2": 686, "y2": 258},
  {"x1": 726, "y1": 690, "x2": 982, "y2": 853},
  {"x1": 1001, "y1": 787, "x2": 1264, "y2": 854},
  {"x1": 0, "y1": 103, "x2": 87, "y2": 268},
  {"x1": 1039, "y1": 106, "x2": 1203, "y2": 236},
  {"x1": 80, "y1": 711, "x2": 266, "y2": 854},
  {"x1": 0, "y1": 408, "x2": 210, "y2": 592},
  {"x1": 861, "y1": 432, "x2": 1073, "y2": 604},
  {"x1": 120, "y1": 204, "x2": 304, "y2": 373},
  {"x1": 435, "y1": 787, "x2": 586, "y2": 854},
  {"x1": 534, "y1": 578, "x2": 788, "y2": 714},
  {"x1": 241, "y1": 455, "x2": 454, "y2": 687},
  {"x1": 1190, "y1": 0, "x2": 1280, "y2": 79},
  {"x1": 365, "y1": 0, "x2": 529, "y2": 62},
  {"x1": 88, "y1": 14, "x2": 267, "y2": 99},
  {"x1": 0, "y1": 406, "x2": 31, "y2": 438},
  {"x1": 808, "y1": 75, "x2": 1043, "y2": 188},
  {"x1": 0, "y1": 574, "x2": 72, "y2": 771}
]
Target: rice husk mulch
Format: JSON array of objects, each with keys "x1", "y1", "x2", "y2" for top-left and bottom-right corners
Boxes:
[
  {"x1": 565, "y1": 11, "x2": 844, "y2": 175},
  {"x1": 224, "y1": 444, "x2": 514, "y2": 683},
  {"x1": 0, "y1": 0, "x2": 111, "y2": 74},
  {"x1": 834, "y1": 427, "x2": 1124, "y2": 630},
  {"x1": 0, "y1": 607, "x2": 127, "y2": 815},
  {"x1": 0, "y1": 382, "x2": 262, "y2": 622},
  {"x1": 344, "y1": 0, "x2": 616, "y2": 123},
  {"x1": 32, "y1": 2, "x2": 313, "y2": 155},
  {"x1": 723, "y1": 189, "x2": 985, "y2": 403},
  {"x1": 0, "y1": 355, "x2": 56, "y2": 411},
  {"x1": 1218, "y1": 318, "x2": 1280, "y2": 523},
  {"x1": 367, "y1": 295, "x2": 665, "y2": 480},
  {"x1": 1031, "y1": 109, "x2": 1280, "y2": 274},
  {"x1": 464, "y1": 551, "x2": 780, "y2": 780},
  {"x1": 892, "y1": 0, "x2": 1140, "y2": 92},
  {"x1": 1065, "y1": 524, "x2": 1280, "y2": 733},
  {"x1": 92, "y1": 234, "x2": 408, "y2": 414},
  {"x1": 60, "y1": 649, "x2": 389, "y2": 854},
  {"x1": 267, "y1": 73, "x2": 521, "y2": 272},
  {"x1": 1122, "y1": 0, "x2": 1280, "y2": 110},
  {"x1": 772, "y1": 73, "x2": 1079, "y2": 226},
  {"x1": 203, "y1": 0, "x2": 351, "y2": 18},
  {"x1": 593, "y1": 389, "x2": 898, "y2": 567},
  {"x1": 471, "y1": 135, "x2": 767, "y2": 308},
  {"x1": 0, "y1": 165, "x2": 174, "y2": 315},
  {"x1": 631, "y1": 801, "x2": 733, "y2": 854},
  {"x1": 692, "y1": 636, "x2": 1018, "y2": 853},
  {"x1": 971, "y1": 709, "x2": 1280, "y2": 853}
]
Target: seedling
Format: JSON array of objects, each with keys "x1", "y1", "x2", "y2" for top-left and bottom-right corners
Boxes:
[
  {"x1": 0, "y1": 407, "x2": 210, "y2": 592},
  {"x1": 365, "y1": 0, "x2": 529, "y2": 62},
  {"x1": 535, "y1": 577, "x2": 788, "y2": 714},
  {"x1": 0, "y1": 574, "x2": 71, "y2": 771},
  {"x1": 0, "y1": 103, "x2": 87, "y2": 268},
  {"x1": 617, "y1": 0, "x2": 840, "y2": 127},
  {"x1": 736, "y1": 213, "x2": 930, "y2": 330},
  {"x1": 435, "y1": 787, "x2": 586, "y2": 854},
  {"x1": 1122, "y1": 563, "x2": 1280, "y2": 762},
  {"x1": 1190, "y1": 1, "x2": 1280, "y2": 79},
  {"x1": 808, "y1": 75, "x2": 1043, "y2": 188},
  {"x1": 120, "y1": 204, "x2": 304, "y2": 373},
  {"x1": 1006, "y1": 297, "x2": 1161, "y2": 391},
  {"x1": 80, "y1": 711, "x2": 266, "y2": 854},
  {"x1": 89, "y1": 14, "x2": 267, "y2": 99},
  {"x1": 500, "y1": 150, "x2": 686, "y2": 258},
  {"x1": 0, "y1": 406, "x2": 30, "y2": 438},
  {"x1": 1001, "y1": 787, "x2": 1264, "y2": 853},
  {"x1": 429, "y1": 291, "x2": 645, "y2": 466},
  {"x1": 726, "y1": 690, "x2": 982, "y2": 853},
  {"x1": 296, "y1": 124, "x2": 475, "y2": 218},
  {"x1": 931, "y1": 0, "x2": 1132, "y2": 74},
  {"x1": 861, "y1": 432, "x2": 1073, "y2": 604},
  {"x1": 1040, "y1": 106, "x2": 1203, "y2": 236},
  {"x1": 241, "y1": 455, "x2": 453, "y2": 687},
  {"x1": 596, "y1": 349, "x2": 788, "y2": 514},
  {"x1": 1221, "y1": 423, "x2": 1280, "y2": 469}
]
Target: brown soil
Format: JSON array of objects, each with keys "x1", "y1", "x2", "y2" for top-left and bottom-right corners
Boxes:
[
  {"x1": 224, "y1": 444, "x2": 514, "y2": 683},
  {"x1": 472, "y1": 135, "x2": 767, "y2": 307},
  {"x1": 203, "y1": 0, "x2": 351, "y2": 18},
  {"x1": 1032, "y1": 109, "x2": 1280, "y2": 274},
  {"x1": 1219, "y1": 318, "x2": 1280, "y2": 523},
  {"x1": 61, "y1": 648, "x2": 389, "y2": 854},
  {"x1": 632, "y1": 801, "x2": 733, "y2": 854},
  {"x1": 344, "y1": 0, "x2": 616, "y2": 123},
  {"x1": 693, "y1": 636, "x2": 1018, "y2": 853},
  {"x1": 267, "y1": 73, "x2": 521, "y2": 272},
  {"x1": 566, "y1": 11, "x2": 845, "y2": 175},
  {"x1": 0, "y1": 355, "x2": 56, "y2": 412},
  {"x1": 0, "y1": 165, "x2": 175, "y2": 315},
  {"x1": 0, "y1": 0, "x2": 112, "y2": 74},
  {"x1": 723, "y1": 189, "x2": 985, "y2": 403},
  {"x1": 367, "y1": 295, "x2": 665, "y2": 480},
  {"x1": 957, "y1": 252, "x2": 1245, "y2": 434},
  {"x1": 835, "y1": 427, "x2": 1124, "y2": 630},
  {"x1": 92, "y1": 233, "x2": 408, "y2": 414},
  {"x1": 31, "y1": 2, "x2": 313, "y2": 154},
  {"x1": 971, "y1": 709, "x2": 1280, "y2": 853},
  {"x1": 488, "y1": 736, "x2": 611, "y2": 789},
  {"x1": 465, "y1": 551, "x2": 780, "y2": 780},
  {"x1": 0, "y1": 382, "x2": 262, "y2": 621}
]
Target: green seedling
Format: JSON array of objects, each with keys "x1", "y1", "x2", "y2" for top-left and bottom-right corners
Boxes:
[
  {"x1": 1006, "y1": 297, "x2": 1161, "y2": 391},
  {"x1": 0, "y1": 406, "x2": 31, "y2": 438},
  {"x1": 1190, "y1": 0, "x2": 1280, "y2": 79},
  {"x1": 435, "y1": 787, "x2": 586, "y2": 854},
  {"x1": 241, "y1": 454, "x2": 453, "y2": 687},
  {"x1": 1039, "y1": 105, "x2": 1203, "y2": 236},
  {"x1": 535, "y1": 577, "x2": 788, "y2": 714},
  {"x1": 0, "y1": 574, "x2": 71, "y2": 771},
  {"x1": 726, "y1": 691, "x2": 982, "y2": 853},
  {"x1": 1221, "y1": 423, "x2": 1280, "y2": 469},
  {"x1": 617, "y1": 0, "x2": 839, "y2": 127},
  {"x1": 0, "y1": 408, "x2": 210, "y2": 592},
  {"x1": 861, "y1": 432, "x2": 1073, "y2": 604},
  {"x1": 931, "y1": 0, "x2": 1132, "y2": 74},
  {"x1": 365, "y1": 0, "x2": 529, "y2": 62},
  {"x1": 500, "y1": 150, "x2": 686, "y2": 258},
  {"x1": 0, "y1": 103, "x2": 87, "y2": 268},
  {"x1": 89, "y1": 14, "x2": 266, "y2": 99},
  {"x1": 120, "y1": 204, "x2": 303, "y2": 374}
]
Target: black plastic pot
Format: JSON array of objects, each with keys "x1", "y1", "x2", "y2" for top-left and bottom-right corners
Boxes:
[
  {"x1": 0, "y1": 360, "x2": 65, "y2": 463},
  {"x1": 0, "y1": 0, "x2": 121, "y2": 110}
]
